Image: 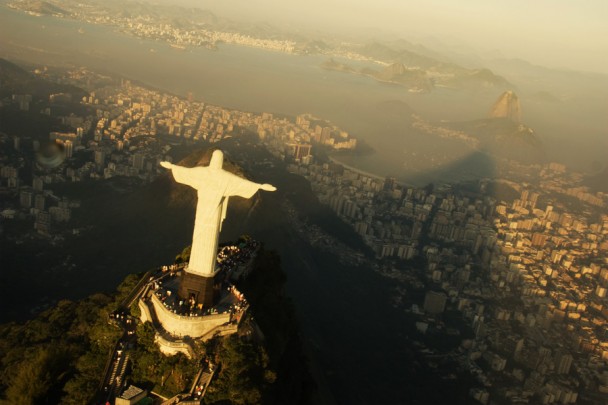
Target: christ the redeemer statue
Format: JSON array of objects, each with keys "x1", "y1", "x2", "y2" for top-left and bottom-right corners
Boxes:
[{"x1": 161, "y1": 150, "x2": 276, "y2": 277}]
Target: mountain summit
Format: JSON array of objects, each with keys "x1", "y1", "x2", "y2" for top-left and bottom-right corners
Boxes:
[{"x1": 490, "y1": 90, "x2": 522, "y2": 122}]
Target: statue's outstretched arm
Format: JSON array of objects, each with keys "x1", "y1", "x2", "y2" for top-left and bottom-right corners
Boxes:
[
  {"x1": 224, "y1": 173, "x2": 277, "y2": 198},
  {"x1": 260, "y1": 184, "x2": 277, "y2": 192},
  {"x1": 160, "y1": 161, "x2": 203, "y2": 188}
]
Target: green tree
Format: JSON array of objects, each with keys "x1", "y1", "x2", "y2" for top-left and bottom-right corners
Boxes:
[
  {"x1": 205, "y1": 336, "x2": 267, "y2": 405},
  {"x1": 61, "y1": 321, "x2": 115, "y2": 404},
  {"x1": 4, "y1": 347, "x2": 70, "y2": 405}
]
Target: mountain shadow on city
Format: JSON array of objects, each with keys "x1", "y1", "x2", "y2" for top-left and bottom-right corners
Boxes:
[
  {"x1": 406, "y1": 150, "x2": 498, "y2": 186},
  {"x1": 444, "y1": 117, "x2": 544, "y2": 164},
  {"x1": 584, "y1": 163, "x2": 608, "y2": 193}
]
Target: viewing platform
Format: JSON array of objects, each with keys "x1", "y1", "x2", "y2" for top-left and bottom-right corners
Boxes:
[{"x1": 138, "y1": 241, "x2": 259, "y2": 356}]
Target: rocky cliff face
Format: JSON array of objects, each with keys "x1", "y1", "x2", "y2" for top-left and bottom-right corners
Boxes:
[{"x1": 490, "y1": 91, "x2": 522, "y2": 122}]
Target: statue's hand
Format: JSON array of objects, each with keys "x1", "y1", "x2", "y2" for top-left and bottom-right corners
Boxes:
[
  {"x1": 160, "y1": 161, "x2": 173, "y2": 169},
  {"x1": 260, "y1": 184, "x2": 277, "y2": 192}
]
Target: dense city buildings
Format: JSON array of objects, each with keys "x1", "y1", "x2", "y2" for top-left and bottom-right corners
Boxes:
[
  {"x1": 0, "y1": 66, "x2": 356, "y2": 243},
  {"x1": 290, "y1": 152, "x2": 607, "y2": 403},
  {"x1": 8, "y1": 0, "x2": 297, "y2": 53}
]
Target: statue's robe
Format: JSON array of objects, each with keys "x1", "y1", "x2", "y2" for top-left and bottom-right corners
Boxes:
[{"x1": 166, "y1": 151, "x2": 266, "y2": 276}]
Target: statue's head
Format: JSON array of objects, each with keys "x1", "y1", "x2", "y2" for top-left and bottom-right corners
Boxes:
[{"x1": 209, "y1": 149, "x2": 224, "y2": 170}]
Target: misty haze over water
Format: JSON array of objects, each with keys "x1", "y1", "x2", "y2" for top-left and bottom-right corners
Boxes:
[{"x1": 1, "y1": 3, "x2": 607, "y2": 184}]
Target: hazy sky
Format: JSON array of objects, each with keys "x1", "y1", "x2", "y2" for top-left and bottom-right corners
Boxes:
[{"x1": 165, "y1": 0, "x2": 608, "y2": 73}]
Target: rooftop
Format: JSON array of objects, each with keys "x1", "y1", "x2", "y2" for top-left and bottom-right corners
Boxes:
[{"x1": 119, "y1": 385, "x2": 144, "y2": 400}]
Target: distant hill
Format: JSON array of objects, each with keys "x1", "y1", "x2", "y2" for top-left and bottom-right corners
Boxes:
[
  {"x1": 13, "y1": 0, "x2": 67, "y2": 15},
  {"x1": 297, "y1": 39, "x2": 331, "y2": 54},
  {"x1": 0, "y1": 58, "x2": 86, "y2": 101},
  {"x1": 320, "y1": 58, "x2": 357, "y2": 74},
  {"x1": 442, "y1": 68, "x2": 512, "y2": 91},
  {"x1": 359, "y1": 42, "x2": 511, "y2": 89},
  {"x1": 358, "y1": 42, "x2": 441, "y2": 69},
  {"x1": 321, "y1": 41, "x2": 512, "y2": 92},
  {"x1": 490, "y1": 91, "x2": 522, "y2": 122},
  {"x1": 322, "y1": 58, "x2": 509, "y2": 93},
  {"x1": 369, "y1": 62, "x2": 432, "y2": 91},
  {"x1": 82, "y1": 0, "x2": 221, "y2": 29}
]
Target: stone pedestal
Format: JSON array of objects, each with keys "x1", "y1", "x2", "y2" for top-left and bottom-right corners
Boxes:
[{"x1": 178, "y1": 271, "x2": 220, "y2": 308}]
